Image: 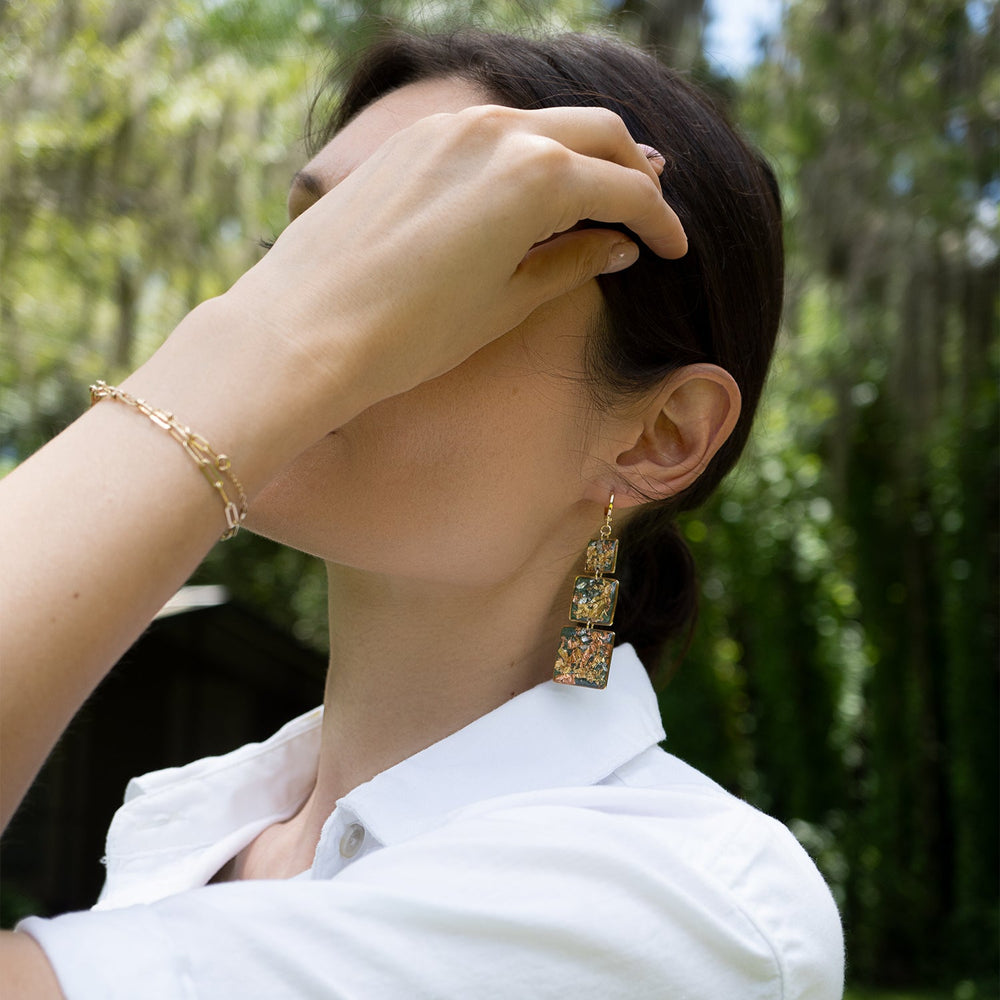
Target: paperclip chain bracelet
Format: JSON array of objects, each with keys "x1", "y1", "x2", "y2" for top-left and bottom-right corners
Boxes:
[{"x1": 89, "y1": 380, "x2": 247, "y2": 540}]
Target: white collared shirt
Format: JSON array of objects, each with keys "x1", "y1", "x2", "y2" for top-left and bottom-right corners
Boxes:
[{"x1": 19, "y1": 644, "x2": 844, "y2": 999}]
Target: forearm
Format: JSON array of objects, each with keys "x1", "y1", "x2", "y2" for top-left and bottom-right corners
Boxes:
[
  {"x1": 0, "y1": 931, "x2": 64, "y2": 999},
  {"x1": 0, "y1": 399, "x2": 222, "y2": 828},
  {"x1": 0, "y1": 300, "x2": 355, "y2": 832}
]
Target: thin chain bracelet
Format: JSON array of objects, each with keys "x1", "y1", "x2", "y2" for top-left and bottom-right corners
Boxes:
[{"x1": 89, "y1": 380, "x2": 248, "y2": 540}]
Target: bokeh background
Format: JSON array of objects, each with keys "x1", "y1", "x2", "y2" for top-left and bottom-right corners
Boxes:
[{"x1": 1, "y1": 0, "x2": 997, "y2": 996}]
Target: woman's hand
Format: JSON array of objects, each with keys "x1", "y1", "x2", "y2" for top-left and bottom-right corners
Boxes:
[{"x1": 206, "y1": 104, "x2": 686, "y2": 455}]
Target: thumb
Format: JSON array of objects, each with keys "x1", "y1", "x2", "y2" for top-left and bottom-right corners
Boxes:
[{"x1": 514, "y1": 230, "x2": 640, "y2": 306}]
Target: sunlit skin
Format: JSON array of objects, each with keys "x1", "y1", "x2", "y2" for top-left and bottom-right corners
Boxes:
[
  {"x1": 0, "y1": 66, "x2": 729, "y2": 991},
  {"x1": 233, "y1": 78, "x2": 742, "y2": 882},
  {"x1": 249, "y1": 79, "x2": 610, "y2": 580}
]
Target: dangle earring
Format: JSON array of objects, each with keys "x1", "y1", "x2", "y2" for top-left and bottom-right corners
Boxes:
[{"x1": 553, "y1": 492, "x2": 620, "y2": 690}]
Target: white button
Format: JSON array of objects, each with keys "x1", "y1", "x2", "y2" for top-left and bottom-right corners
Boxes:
[{"x1": 339, "y1": 823, "x2": 365, "y2": 859}]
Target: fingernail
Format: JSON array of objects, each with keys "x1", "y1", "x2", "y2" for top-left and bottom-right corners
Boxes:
[
  {"x1": 602, "y1": 241, "x2": 640, "y2": 274},
  {"x1": 637, "y1": 143, "x2": 666, "y2": 174}
]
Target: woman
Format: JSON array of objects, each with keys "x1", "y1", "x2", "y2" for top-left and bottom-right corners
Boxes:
[{"x1": 0, "y1": 30, "x2": 844, "y2": 999}]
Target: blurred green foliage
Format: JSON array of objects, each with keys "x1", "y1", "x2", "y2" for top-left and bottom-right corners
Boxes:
[
  {"x1": 664, "y1": 0, "x2": 998, "y2": 986},
  {"x1": 1, "y1": 0, "x2": 997, "y2": 990}
]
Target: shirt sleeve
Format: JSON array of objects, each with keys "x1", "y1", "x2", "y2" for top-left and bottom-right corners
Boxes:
[{"x1": 18, "y1": 803, "x2": 844, "y2": 1000}]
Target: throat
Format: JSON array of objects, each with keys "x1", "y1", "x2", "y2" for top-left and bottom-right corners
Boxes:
[{"x1": 210, "y1": 811, "x2": 317, "y2": 883}]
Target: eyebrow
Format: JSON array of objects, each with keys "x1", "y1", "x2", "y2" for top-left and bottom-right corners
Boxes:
[{"x1": 290, "y1": 170, "x2": 325, "y2": 199}]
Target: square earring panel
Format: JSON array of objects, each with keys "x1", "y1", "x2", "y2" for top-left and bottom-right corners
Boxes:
[
  {"x1": 585, "y1": 538, "x2": 619, "y2": 575},
  {"x1": 569, "y1": 575, "x2": 619, "y2": 627},
  {"x1": 553, "y1": 626, "x2": 615, "y2": 689}
]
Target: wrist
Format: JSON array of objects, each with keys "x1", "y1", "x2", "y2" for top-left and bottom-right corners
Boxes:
[{"x1": 117, "y1": 298, "x2": 347, "y2": 500}]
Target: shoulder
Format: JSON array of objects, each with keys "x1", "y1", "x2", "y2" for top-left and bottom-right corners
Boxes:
[
  {"x1": 380, "y1": 745, "x2": 843, "y2": 999},
  {"x1": 19, "y1": 747, "x2": 844, "y2": 1000}
]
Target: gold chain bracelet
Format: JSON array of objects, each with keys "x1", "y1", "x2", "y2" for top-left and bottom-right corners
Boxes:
[{"x1": 89, "y1": 380, "x2": 247, "y2": 540}]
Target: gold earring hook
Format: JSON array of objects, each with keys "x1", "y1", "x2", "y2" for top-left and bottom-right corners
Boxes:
[{"x1": 601, "y1": 492, "x2": 615, "y2": 541}]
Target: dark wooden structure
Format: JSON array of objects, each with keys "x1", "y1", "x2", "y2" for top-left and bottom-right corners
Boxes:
[{"x1": 1, "y1": 599, "x2": 325, "y2": 925}]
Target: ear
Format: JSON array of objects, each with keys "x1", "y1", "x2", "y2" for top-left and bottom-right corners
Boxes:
[{"x1": 612, "y1": 364, "x2": 741, "y2": 506}]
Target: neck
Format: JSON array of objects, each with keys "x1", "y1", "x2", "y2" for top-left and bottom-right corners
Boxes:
[
  {"x1": 320, "y1": 565, "x2": 568, "y2": 783},
  {"x1": 258, "y1": 537, "x2": 588, "y2": 876}
]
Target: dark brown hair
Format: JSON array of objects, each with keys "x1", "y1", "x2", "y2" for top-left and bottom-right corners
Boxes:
[{"x1": 312, "y1": 30, "x2": 784, "y2": 669}]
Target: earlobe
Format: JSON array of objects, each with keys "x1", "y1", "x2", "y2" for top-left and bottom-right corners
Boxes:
[{"x1": 613, "y1": 364, "x2": 741, "y2": 505}]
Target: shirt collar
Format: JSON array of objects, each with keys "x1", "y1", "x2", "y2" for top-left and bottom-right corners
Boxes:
[
  {"x1": 97, "y1": 644, "x2": 663, "y2": 908},
  {"x1": 339, "y1": 643, "x2": 664, "y2": 847}
]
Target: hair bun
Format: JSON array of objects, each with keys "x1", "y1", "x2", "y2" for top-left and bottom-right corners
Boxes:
[{"x1": 615, "y1": 507, "x2": 697, "y2": 669}]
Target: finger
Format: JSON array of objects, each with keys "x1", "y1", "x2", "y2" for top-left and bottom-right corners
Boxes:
[
  {"x1": 637, "y1": 143, "x2": 667, "y2": 175},
  {"x1": 513, "y1": 105, "x2": 664, "y2": 186},
  {"x1": 514, "y1": 230, "x2": 641, "y2": 306},
  {"x1": 560, "y1": 151, "x2": 687, "y2": 259},
  {"x1": 457, "y1": 104, "x2": 676, "y2": 245},
  {"x1": 383, "y1": 105, "x2": 685, "y2": 259},
  {"x1": 487, "y1": 108, "x2": 685, "y2": 257}
]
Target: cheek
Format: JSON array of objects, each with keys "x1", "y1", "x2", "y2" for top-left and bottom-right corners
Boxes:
[
  {"x1": 248, "y1": 379, "x2": 594, "y2": 583},
  {"x1": 248, "y1": 294, "x2": 602, "y2": 583}
]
